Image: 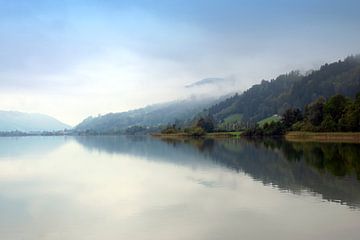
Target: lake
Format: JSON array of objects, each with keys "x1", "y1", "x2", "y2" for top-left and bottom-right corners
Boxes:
[{"x1": 0, "y1": 136, "x2": 359, "y2": 240}]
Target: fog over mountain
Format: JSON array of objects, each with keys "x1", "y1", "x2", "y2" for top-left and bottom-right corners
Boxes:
[{"x1": 0, "y1": 111, "x2": 71, "y2": 132}]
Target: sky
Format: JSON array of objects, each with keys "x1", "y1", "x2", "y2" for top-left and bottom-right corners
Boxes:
[{"x1": 0, "y1": 0, "x2": 360, "y2": 126}]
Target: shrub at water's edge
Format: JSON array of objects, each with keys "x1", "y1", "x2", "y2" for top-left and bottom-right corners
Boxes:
[{"x1": 158, "y1": 116, "x2": 214, "y2": 137}]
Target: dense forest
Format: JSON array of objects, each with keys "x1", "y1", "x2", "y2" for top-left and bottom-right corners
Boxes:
[
  {"x1": 244, "y1": 93, "x2": 360, "y2": 137},
  {"x1": 207, "y1": 55, "x2": 360, "y2": 127},
  {"x1": 295, "y1": 93, "x2": 360, "y2": 132}
]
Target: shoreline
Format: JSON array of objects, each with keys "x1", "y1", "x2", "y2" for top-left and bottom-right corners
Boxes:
[{"x1": 2, "y1": 131, "x2": 360, "y2": 144}]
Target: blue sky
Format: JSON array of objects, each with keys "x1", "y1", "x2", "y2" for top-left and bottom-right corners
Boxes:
[{"x1": 0, "y1": 0, "x2": 360, "y2": 125}]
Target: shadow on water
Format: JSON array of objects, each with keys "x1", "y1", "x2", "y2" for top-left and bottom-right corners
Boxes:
[{"x1": 74, "y1": 135, "x2": 360, "y2": 209}]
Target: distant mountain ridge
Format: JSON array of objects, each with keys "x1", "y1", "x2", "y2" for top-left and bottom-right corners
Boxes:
[
  {"x1": 75, "y1": 96, "x2": 224, "y2": 133},
  {"x1": 0, "y1": 111, "x2": 71, "y2": 132},
  {"x1": 207, "y1": 55, "x2": 360, "y2": 123}
]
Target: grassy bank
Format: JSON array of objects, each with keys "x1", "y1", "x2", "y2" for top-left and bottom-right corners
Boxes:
[{"x1": 285, "y1": 131, "x2": 360, "y2": 143}]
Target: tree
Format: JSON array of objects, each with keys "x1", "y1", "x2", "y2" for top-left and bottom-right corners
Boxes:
[
  {"x1": 282, "y1": 108, "x2": 303, "y2": 129},
  {"x1": 339, "y1": 93, "x2": 360, "y2": 131},
  {"x1": 304, "y1": 97, "x2": 325, "y2": 127},
  {"x1": 324, "y1": 94, "x2": 349, "y2": 123},
  {"x1": 161, "y1": 124, "x2": 179, "y2": 134},
  {"x1": 321, "y1": 115, "x2": 337, "y2": 131},
  {"x1": 196, "y1": 115, "x2": 215, "y2": 132}
]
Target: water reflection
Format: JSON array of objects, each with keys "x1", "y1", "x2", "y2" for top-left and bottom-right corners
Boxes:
[
  {"x1": 0, "y1": 136, "x2": 360, "y2": 240},
  {"x1": 75, "y1": 136, "x2": 360, "y2": 208}
]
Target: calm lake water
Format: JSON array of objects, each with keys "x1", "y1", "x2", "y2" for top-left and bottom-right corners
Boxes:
[{"x1": 0, "y1": 136, "x2": 360, "y2": 240}]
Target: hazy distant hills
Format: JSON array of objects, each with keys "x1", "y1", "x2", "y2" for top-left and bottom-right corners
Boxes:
[
  {"x1": 0, "y1": 111, "x2": 71, "y2": 132},
  {"x1": 75, "y1": 96, "x2": 223, "y2": 133},
  {"x1": 207, "y1": 55, "x2": 360, "y2": 123}
]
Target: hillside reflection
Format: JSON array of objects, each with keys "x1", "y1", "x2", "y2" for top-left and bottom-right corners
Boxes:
[{"x1": 75, "y1": 136, "x2": 360, "y2": 208}]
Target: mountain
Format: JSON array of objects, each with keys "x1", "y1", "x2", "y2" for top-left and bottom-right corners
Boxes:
[
  {"x1": 0, "y1": 111, "x2": 71, "y2": 132},
  {"x1": 207, "y1": 55, "x2": 360, "y2": 124},
  {"x1": 75, "y1": 96, "x2": 223, "y2": 133}
]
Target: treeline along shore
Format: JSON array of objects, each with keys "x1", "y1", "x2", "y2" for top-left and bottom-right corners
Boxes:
[{"x1": 155, "y1": 92, "x2": 360, "y2": 143}]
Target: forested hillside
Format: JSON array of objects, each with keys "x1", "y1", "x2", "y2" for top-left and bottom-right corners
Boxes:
[
  {"x1": 208, "y1": 56, "x2": 360, "y2": 125},
  {"x1": 75, "y1": 56, "x2": 360, "y2": 134},
  {"x1": 75, "y1": 97, "x2": 222, "y2": 133}
]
